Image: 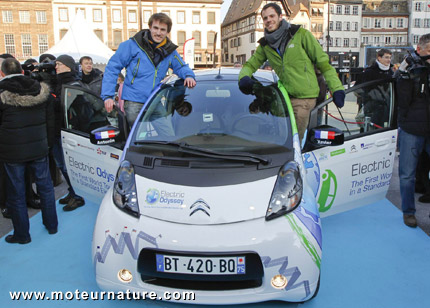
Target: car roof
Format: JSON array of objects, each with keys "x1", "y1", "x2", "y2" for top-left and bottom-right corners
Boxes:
[{"x1": 164, "y1": 67, "x2": 277, "y2": 84}]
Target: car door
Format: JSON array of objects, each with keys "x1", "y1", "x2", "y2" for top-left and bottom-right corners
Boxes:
[
  {"x1": 303, "y1": 79, "x2": 397, "y2": 217},
  {"x1": 61, "y1": 85, "x2": 123, "y2": 204}
]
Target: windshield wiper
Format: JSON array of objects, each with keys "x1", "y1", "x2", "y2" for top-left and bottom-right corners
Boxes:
[{"x1": 134, "y1": 140, "x2": 271, "y2": 165}]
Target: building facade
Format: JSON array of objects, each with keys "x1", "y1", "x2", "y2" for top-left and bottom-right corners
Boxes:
[
  {"x1": 0, "y1": 0, "x2": 54, "y2": 60},
  {"x1": 0, "y1": 0, "x2": 222, "y2": 67},
  {"x1": 409, "y1": 0, "x2": 430, "y2": 48}
]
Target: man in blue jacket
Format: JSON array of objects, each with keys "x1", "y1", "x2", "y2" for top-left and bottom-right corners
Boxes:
[{"x1": 102, "y1": 13, "x2": 196, "y2": 127}]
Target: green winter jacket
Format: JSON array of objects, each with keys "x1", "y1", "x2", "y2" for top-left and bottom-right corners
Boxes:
[{"x1": 239, "y1": 26, "x2": 343, "y2": 99}]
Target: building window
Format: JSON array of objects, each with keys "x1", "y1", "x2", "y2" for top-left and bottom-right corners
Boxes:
[
  {"x1": 230, "y1": 39, "x2": 233, "y2": 48},
  {"x1": 387, "y1": 18, "x2": 393, "y2": 28},
  {"x1": 329, "y1": 21, "x2": 333, "y2": 31},
  {"x1": 344, "y1": 38, "x2": 349, "y2": 47},
  {"x1": 397, "y1": 18, "x2": 404, "y2": 28},
  {"x1": 113, "y1": 9, "x2": 121, "y2": 23},
  {"x1": 413, "y1": 35, "x2": 419, "y2": 44},
  {"x1": 336, "y1": 5, "x2": 342, "y2": 14},
  {"x1": 425, "y1": 19, "x2": 430, "y2": 28},
  {"x1": 113, "y1": 30, "x2": 122, "y2": 46},
  {"x1": 177, "y1": 11, "x2": 185, "y2": 24},
  {"x1": 335, "y1": 38, "x2": 341, "y2": 47},
  {"x1": 59, "y1": 8, "x2": 68, "y2": 21},
  {"x1": 362, "y1": 36, "x2": 369, "y2": 44},
  {"x1": 38, "y1": 34, "x2": 48, "y2": 54},
  {"x1": 374, "y1": 36, "x2": 380, "y2": 45},
  {"x1": 335, "y1": 21, "x2": 342, "y2": 31},
  {"x1": 21, "y1": 34, "x2": 32, "y2": 57},
  {"x1": 352, "y1": 38, "x2": 358, "y2": 47},
  {"x1": 363, "y1": 18, "x2": 370, "y2": 28},
  {"x1": 36, "y1": 11, "x2": 47, "y2": 24},
  {"x1": 385, "y1": 36, "x2": 391, "y2": 44},
  {"x1": 2, "y1": 10, "x2": 13, "y2": 23},
  {"x1": 94, "y1": 30, "x2": 103, "y2": 42},
  {"x1": 396, "y1": 36, "x2": 403, "y2": 44},
  {"x1": 353, "y1": 22, "x2": 358, "y2": 31},
  {"x1": 415, "y1": 2, "x2": 422, "y2": 12},
  {"x1": 345, "y1": 22, "x2": 350, "y2": 31},
  {"x1": 374, "y1": 5, "x2": 379, "y2": 12},
  {"x1": 177, "y1": 31, "x2": 186, "y2": 46},
  {"x1": 195, "y1": 53, "x2": 202, "y2": 62},
  {"x1": 19, "y1": 11, "x2": 30, "y2": 23},
  {"x1": 352, "y1": 6, "x2": 358, "y2": 15},
  {"x1": 76, "y1": 8, "x2": 85, "y2": 18},
  {"x1": 344, "y1": 6, "x2": 350, "y2": 15},
  {"x1": 329, "y1": 37, "x2": 333, "y2": 47},
  {"x1": 208, "y1": 12, "x2": 215, "y2": 24},
  {"x1": 192, "y1": 31, "x2": 201, "y2": 47},
  {"x1": 362, "y1": 4, "x2": 367, "y2": 11},
  {"x1": 330, "y1": 5, "x2": 334, "y2": 14},
  {"x1": 374, "y1": 19, "x2": 382, "y2": 28},
  {"x1": 143, "y1": 11, "x2": 151, "y2": 23},
  {"x1": 393, "y1": 4, "x2": 399, "y2": 12},
  {"x1": 249, "y1": 15, "x2": 255, "y2": 25},
  {"x1": 208, "y1": 32, "x2": 216, "y2": 48},
  {"x1": 4, "y1": 34, "x2": 15, "y2": 55},
  {"x1": 192, "y1": 11, "x2": 200, "y2": 24},
  {"x1": 93, "y1": 9, "x2": 102, "y2": 22},
  {"x1": 250, "y1": 32, "x2": 255, "y2": 43},
  {"x1": 128, "y1": 10, "x2": 137, "y2": 23},
  {"x1": 311, "y1": 23, "x2": 317, "y2": 32},
  {"x1": 317, "y1": 23, "x2": 323, "y2": 32},
  {"x1": 414, "y1": 18, "x2": 421, "y2": 28}
]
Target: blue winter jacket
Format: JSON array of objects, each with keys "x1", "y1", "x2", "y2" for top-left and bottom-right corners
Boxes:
[{"x1": 101, "y1": 30, "x2": 195, "y2": 103}]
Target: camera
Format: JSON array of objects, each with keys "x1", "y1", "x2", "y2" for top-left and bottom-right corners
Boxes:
[
  {"x1": 405, "y1": 51, "x2": 430, "y2": 79},
  {"x1": 22, "y1": 60, "x2": 57, "y2": 85}
]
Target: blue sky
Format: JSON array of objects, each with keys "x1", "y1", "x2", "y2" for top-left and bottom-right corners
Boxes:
[{"x1": 221, "y1": 0, "x2": 233, "y2": 21}]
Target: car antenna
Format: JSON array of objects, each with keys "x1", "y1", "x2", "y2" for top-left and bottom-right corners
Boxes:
[{"x1": 215, "y1": 67, "x2": 222, "y2": 79}]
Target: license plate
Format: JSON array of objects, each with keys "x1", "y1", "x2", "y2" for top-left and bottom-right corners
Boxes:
[{"x1": 156, "y1": 254, "x2": 246, "y2": 275}]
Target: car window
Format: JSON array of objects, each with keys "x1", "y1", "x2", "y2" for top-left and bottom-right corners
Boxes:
[
  {"x1": 63, "y1": 86, "x2": 118, "y2": 135},
  {"x1": 132, "y1": 80, "x2": 292, "y2": 155},
  {"x1": 311, "y1": 79, "x2": 394, "y2": 139}
]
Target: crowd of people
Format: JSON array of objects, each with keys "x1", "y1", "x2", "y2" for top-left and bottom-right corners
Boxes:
[{"x1": 0, "y1": 3, "x2": 429, "y2": 244}]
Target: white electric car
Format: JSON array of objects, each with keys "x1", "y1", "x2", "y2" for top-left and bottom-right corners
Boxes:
[{"x1": 61, "y1": 68, "x2": 397, "y2": 304}]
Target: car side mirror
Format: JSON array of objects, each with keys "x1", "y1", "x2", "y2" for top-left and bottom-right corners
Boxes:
[
  {"x1": 308, "y1": 125, "x2": 344, "y2": 147},
  {"x1": 90, "y1": 126, "x2": 122, "y2": 145}
]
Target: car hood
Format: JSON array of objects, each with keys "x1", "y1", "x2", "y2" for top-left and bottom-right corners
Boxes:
[{"x1": 136, "y1": 175, "x2": 278, "y2": 224}]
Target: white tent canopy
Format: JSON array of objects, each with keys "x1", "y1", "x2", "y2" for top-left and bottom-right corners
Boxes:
[{"x1": 43, "y1": 11, "x2": 114, "y2": 64}]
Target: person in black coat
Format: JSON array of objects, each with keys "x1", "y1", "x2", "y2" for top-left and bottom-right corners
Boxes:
[
  {"x1": 356, "y1": 49, "x2": 394, "y2": 129},
  {"x1": 396, "y1": 34, "x2": 430, "y2": 228},
  {"x1": 51, "y1": 54, "x2": 86, "y2": 212},
  {"x1": 0, "y1": 58, "x2": 57, "y2": 243}
]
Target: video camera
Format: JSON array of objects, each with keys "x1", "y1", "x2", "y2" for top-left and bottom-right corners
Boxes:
[
  {"x1": 405, "y1": 51, "x2": 430, "y2": 78},
  {"x1": 22, "y1": 60, "x2": 56, "y2": 83}
]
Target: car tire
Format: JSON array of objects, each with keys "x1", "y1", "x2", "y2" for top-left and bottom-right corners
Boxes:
[{"x1": 310, "y1": 274, "x2": 321, "y2": 299}]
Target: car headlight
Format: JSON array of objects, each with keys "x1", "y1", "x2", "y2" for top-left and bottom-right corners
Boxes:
[
  {"x1": 112, "y1": 160, "x2": 139, "y2": 217},
  {"x1": 265, "y1": 161, "x2": 302, "y2": 221}
]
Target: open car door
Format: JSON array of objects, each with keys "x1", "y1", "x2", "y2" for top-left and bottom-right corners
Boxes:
[
  {"x1": 303, "y1": 79, "x2": 397, "y2": 217},
  {"x1": 61, "y1": 85, "x2": 123, "y2": 204}
]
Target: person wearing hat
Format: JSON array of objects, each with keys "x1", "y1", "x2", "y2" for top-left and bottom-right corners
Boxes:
[{"x1": 52, "y1": 54, "x2": 86, "y2": 212}]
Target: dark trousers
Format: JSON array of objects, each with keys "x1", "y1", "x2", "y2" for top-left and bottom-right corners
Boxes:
[
  {"x1": 4, "y1": 156, "x2": 58, "y2": 240},
  {"x1": 0, "y1": 163, "x2": 6, "y2": 210}
]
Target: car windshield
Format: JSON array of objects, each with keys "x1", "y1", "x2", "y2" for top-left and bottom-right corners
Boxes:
[{"x1": 132, "y1": 79, "x2": 292, "y2": 156}]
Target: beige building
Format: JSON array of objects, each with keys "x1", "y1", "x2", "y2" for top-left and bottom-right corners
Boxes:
[{"x1": 0, "y1": 0, "x2": 54, "y2": 61}]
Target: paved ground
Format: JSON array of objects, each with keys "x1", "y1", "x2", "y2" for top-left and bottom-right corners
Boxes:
[{"x1": 0, "y1": 153, "x2": 429, "y2": 238}]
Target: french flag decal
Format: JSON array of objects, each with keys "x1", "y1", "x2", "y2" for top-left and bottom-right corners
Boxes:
[
  {"x1": 315, "y1": 130, "x2": 335, "y2": 140},
  {"x1": 95, "y1": 130, "x2": 116, "y2": 140}
]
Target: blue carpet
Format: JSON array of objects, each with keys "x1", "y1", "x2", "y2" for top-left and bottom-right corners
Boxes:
[{"x1": 0, "y1": 199, "x2": 428, "y2": 308}]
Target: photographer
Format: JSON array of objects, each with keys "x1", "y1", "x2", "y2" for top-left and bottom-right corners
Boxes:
[{"x1": 396, "y1": 33, "x2": 430, "y2": 228}]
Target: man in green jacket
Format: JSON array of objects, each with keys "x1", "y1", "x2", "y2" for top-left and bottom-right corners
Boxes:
[{"x1": 239, "y1": 2, "x2": 345, "y2": 140}]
